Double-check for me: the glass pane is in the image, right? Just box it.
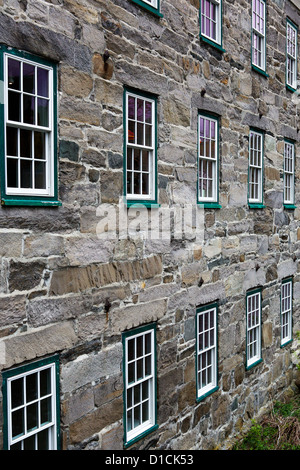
[6,126,18,156]
[37,68,49,98]
[23,94,35,124]
[24,435,36,450]
[142,401,149,422]
[145,355,151,375]
[35,161,46,189]
[37,98,49,127]
[8,91,20,122]
[142,173,149,195]
[128,120,135,143]
[38,429,49,450]
[34,132,46,159]
[142,381,148,400]
[26,373,38,402]
[137,98,144,122]
[12,408,24,438]
[40,368,51,396]
[8,58,21,90]
[134,172,141,194]
[128,95,135,120]
[137,122,144,145]
[134,149,140,170]
[145,101,152,124]
[41,397,52,425]
[10,440,22,450]
[127,338,135,362]
[137,359,143,380]
[11,378,24,408]
[128,362,135,383]
[145,124,152,147]
[27,402,38,431]
[127,388,132,408]
[7,158,18,188]
[127,409,133,432]
[20,159,32,188]
[23,63,35,94]
[142,150,149,171]
[145,333,151,354]
[20,129,32,158]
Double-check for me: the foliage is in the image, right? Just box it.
[233,396,300,450]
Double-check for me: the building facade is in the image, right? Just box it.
[0,0,300,450]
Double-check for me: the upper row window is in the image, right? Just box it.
[0,46,60,207]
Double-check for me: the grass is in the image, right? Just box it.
[232,395,300,450]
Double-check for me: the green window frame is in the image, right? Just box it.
[199,0,225,52]
[251,0,268,77]
[0,45,60,207]
[248,128,265,209]
[2,355,60,450]
[197,112,221,209]
[129,0,163,18]
[246,288,262,370]
[286,19,298,92]
[281,278,293,347]
[123,86,159,208]
[195,303,219,402]
[283,139,296,209]
[122,323,158,448]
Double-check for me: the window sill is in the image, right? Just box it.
[124,423,158,449]
[129,0,163,18]
[197,202,222,209]
[200,35,225,53]
[248,203,265,209]
[1,198,62,207]
[196,385,219,403]
[251,64,269,78]
[126,200,160,209]
[246,358,262,371]
[280,338,292,348]
[284,204,296,210]
[286,84,297,93]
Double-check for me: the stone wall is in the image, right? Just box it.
[0,0,300,450]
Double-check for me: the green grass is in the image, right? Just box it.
[233,395,300,450]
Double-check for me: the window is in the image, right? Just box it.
[196,304,218,401]
[130,0,163,17]
[2,356,60,450]
[124,88,158,207]
[122,324,157,447]
[248,129,264,207]
[252,0,267,74]
[246,289,262,369]
[200,0,223,49]
[286,19,298,91]
[283,140,295,207]
[198,113,220,207]
[281,278,293,347]
[0,46,59,206]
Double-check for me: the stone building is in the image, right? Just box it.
[0,0,300,451]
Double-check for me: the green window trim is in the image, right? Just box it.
[129,0,163,18]
[123,86,159,207]
[195,302,219,402]
[199,0,225,52]
[286,18,298,92]
[197,111,221,207]
[2,355,61,450]
[284,204,296,210]
[0,45,60,207]
[251,0,267,75]
[245,288,262,371]
[122,322,158,448]
[280,277,293,348]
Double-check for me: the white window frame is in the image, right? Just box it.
[198,114,218,203]
[252,0,266,72]
[125,90,156,202]
[246,290,262,369]
[196,304,218,400]
[4,360,58,450]
[281,279,293,346]
[248,130,263,205]
[123,325,156,445]
[286,20,298,90]
[283,140,295,205]
[200,0,222,46]
[4,52,54,198]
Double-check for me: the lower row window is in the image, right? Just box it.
[2,356,59,450]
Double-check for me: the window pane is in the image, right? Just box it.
[34,132,46,160]
[40,397,52,425]
[38,429,49,450]
[23,63,35,94]
[8,91,21,122]
[8,58,21,90]
[11,378,24,408]
[6,126,18,156]
[27,402,38,432]
[34,161,46,189]
[20,159,32,188]
[26,373,38,402]
[24,435,36,450]
[37,98,49,127]
[7,158,18,188]
[40,368,51,396]
[23,94,35,124]
[37,68,49,98]
[20,129,32,158]
[12,408,24,438]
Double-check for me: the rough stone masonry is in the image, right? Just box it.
[0,0,300,450]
